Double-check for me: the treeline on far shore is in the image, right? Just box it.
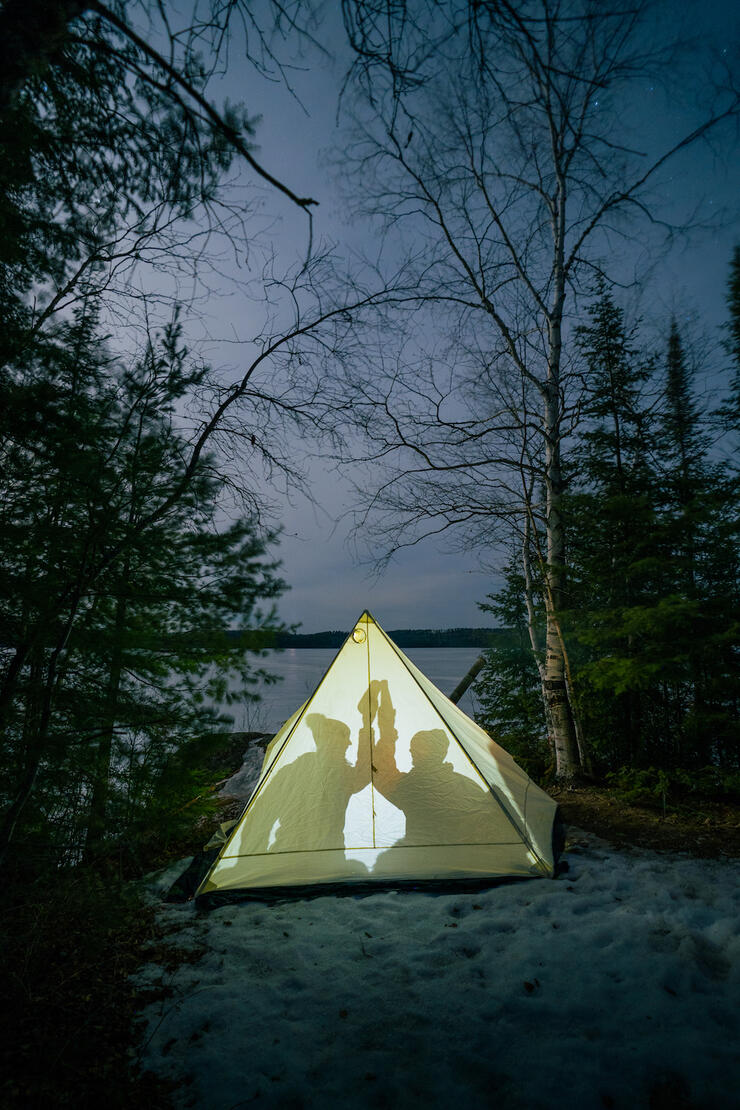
[130,626,503,653]
[257,627,502,649]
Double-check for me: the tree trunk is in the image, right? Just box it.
[0,599,80,863]
[542,613,580,778]
[0,649,45,867]
[542,356,581,779]
[84,590,127,861]
[520,509,555,761]
[449,655,485,705]
[0,642,32,732]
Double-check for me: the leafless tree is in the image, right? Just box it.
[0,251,416,857]
[2,0,436,855]
[0,0,319,207]
[336,0,739,778]
[0,0,329,360]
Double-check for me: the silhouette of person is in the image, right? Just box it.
[241,712,370,855]
[369,682,506,853]
[357,679,396,756]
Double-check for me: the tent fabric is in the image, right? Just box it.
[196,611,559,900]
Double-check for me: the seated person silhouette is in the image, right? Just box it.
[368,681,504,866]
[246,712,370,860]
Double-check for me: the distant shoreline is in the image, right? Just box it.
[144,628,503,653]
[270,628,501,649]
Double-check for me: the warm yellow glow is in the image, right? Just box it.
[197,610,558,896]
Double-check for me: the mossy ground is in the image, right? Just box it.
[551,783,740,859]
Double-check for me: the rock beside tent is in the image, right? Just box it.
[217,734,269,796]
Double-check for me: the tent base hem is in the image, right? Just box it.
[177,809,566,907]
[194,870,561,910]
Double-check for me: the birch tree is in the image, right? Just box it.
[337,0,739,778]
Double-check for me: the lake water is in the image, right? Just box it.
[230,647,484,735]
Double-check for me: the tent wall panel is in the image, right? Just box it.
[196,611,558,900]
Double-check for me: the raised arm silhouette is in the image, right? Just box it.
[369,681,505,855]
[247,712,370,855]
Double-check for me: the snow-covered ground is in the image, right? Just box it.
[138,830,740,1109]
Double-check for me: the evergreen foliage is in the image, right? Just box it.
[475,560,550,779]
[0,21,238,368]
[717,245,740,430]
[0,865,173,1108]
[0,28,287,868]
[0,307,286,867]
[475,276,740,779]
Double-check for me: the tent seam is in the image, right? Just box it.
[365,613,377,849]
[219,841,525,859]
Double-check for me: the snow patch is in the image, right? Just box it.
[134,829,740,1108]
[218,739,268,802]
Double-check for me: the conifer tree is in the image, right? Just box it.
[661,319,707,587]
[476,557,550,778]
[563,288,661,768]
[0,314,286,864]
[566,299,739,771]
[654,319,730,763]
[717,245,740,433]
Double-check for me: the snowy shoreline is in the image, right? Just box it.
[137,831,740,1109]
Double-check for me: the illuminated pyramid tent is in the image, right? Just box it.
[196,611,560,901]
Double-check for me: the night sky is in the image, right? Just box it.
[197,1,740,633]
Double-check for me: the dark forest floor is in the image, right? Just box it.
[551,784,740,859]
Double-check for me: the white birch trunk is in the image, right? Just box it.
[542,239,582,779]
[520,511,553,755]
